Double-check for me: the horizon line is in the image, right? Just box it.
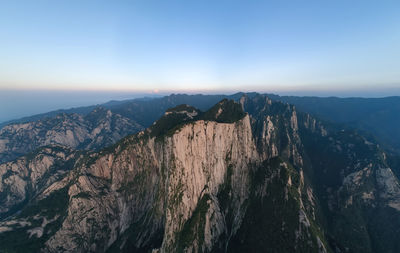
[1,87,400,99]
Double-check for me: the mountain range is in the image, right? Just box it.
[0,93,399,253]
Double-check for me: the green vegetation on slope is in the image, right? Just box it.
[176,194,212,253]
[149,99,246,139]
[228,157,325,253]
[0,186,70,253]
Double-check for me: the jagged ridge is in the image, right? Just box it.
[0,107,143,164]
[0,95,400,253]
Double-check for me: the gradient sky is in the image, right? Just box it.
[1,0,399,94]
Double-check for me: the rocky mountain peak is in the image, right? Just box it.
[149,100,245,138]
[84,106,113,123]
[1,95,400,253]
[201,98,246,123]
[0,107,143,164]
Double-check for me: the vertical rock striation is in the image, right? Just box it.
[0,95,400,253]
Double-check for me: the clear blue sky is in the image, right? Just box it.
[1,0,399,94]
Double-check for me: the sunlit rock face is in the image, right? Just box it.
[0,95,400,253]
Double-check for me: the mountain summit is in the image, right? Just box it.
[0,95,399,253]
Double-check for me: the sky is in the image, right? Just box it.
[1,0,400,122]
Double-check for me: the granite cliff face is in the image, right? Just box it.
[0,96,400,253]
[0,107,142,164]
